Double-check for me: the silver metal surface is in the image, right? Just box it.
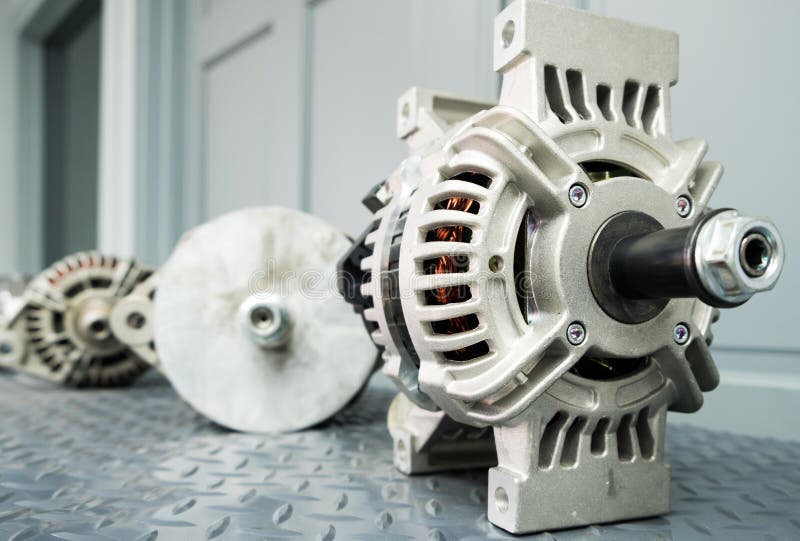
[694,209,784,305]
[109,272,159,368]
[153,207,377,434]
[238,295,291,349]
[0,372,798,540]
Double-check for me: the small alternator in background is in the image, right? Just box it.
[0,252,153,386]
[340,1,785,534]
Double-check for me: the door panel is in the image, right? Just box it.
[189,0,303,222]
[309,0,501,236]
[42,0,101,264]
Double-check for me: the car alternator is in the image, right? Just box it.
[0,252,154,386]
[340,1,785,534]
[110,207,378,433]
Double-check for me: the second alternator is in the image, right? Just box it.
[0,252,153,386]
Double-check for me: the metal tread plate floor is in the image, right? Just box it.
[0,373,797,541]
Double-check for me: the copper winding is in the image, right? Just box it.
[428,197,477,337]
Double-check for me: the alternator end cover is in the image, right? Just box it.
[153,207,377,433]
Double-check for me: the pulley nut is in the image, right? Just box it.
[694,210,784,305]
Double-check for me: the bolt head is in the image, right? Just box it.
[569,184,588,208]
[673,323,690,345]
[567,322,586,345]
[675,195,692,217]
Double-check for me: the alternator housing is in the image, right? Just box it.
[341,1,784,534]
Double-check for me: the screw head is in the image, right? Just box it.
[675,195,692,217]
[673,323,690,345]
[567,322,586,345]
[569,184,588,208]
[0,342,11,355]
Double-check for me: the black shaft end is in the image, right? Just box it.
[589,210,744,324]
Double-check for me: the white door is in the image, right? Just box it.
[186,0,304,225]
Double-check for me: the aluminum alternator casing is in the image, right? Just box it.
[341,1,785,534]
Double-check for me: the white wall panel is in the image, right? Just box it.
[186,0,304,226]
[585,0,800,352]
[309,0,501,236]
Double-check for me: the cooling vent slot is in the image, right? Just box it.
[542,66,664,136]
[539,408,656,468]
[421,172,492,363]
[561,416,588,467]
[591,417,611,455]
[596,84,615,121]
[636,407,655,459]
[513,209,535,324]
[566,69,591,121]
[617,413,635,461]
[423,285,472,306]
[641,85,662,136]
[443,341,489,362]
[544,65,572,123]
[622,80,642,129]
[539,411,569,468]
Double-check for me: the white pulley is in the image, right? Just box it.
[153,207,378,433]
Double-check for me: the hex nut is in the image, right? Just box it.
[694,210,784,305]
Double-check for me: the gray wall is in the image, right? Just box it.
[43,6,101,262]
[0,2,18,274]
[308,0,500,236]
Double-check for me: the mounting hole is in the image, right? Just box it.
[250,306,274,329]
[0,342,12,355]
[740,231,772,277]
[489,255,504,273]
[127,312,146,330]
[494,487,509,513]
[395,439,407,462]
[501,20,515,48]
[400,102,410,124]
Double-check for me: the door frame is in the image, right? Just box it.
[13,0,84,273]
[13,0,187,272]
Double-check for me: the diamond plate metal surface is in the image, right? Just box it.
[0,372,798,541]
